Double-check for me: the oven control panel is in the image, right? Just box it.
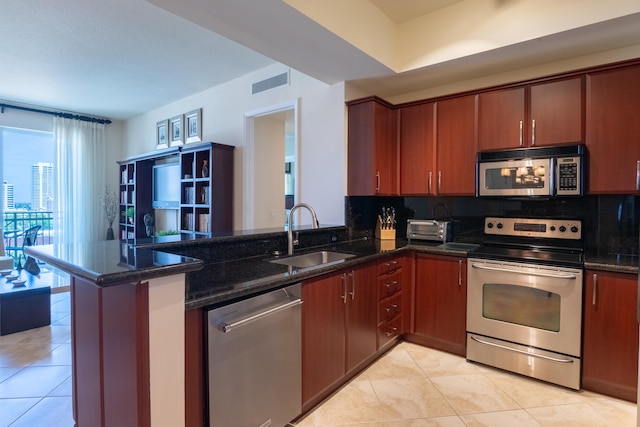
[484,217,581,240]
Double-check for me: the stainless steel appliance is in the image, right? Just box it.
[467,217,584,389]
[208,283,302,427]
[477,144,585,197]
[406,219,452,242]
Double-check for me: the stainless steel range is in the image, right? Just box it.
[466,217,584,389]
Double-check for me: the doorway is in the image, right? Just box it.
[243,100,298,230]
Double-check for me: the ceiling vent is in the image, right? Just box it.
[252,71,289,95]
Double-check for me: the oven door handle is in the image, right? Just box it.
[470,262,578,280]
[470,335,575,364]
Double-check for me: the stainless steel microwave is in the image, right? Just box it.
[476,144,585,197]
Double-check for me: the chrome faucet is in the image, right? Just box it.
[287,203,319,255]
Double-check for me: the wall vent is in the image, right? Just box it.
[252,71,289,95]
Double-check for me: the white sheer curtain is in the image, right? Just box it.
[53,117,106,244]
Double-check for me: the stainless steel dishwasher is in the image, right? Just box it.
[207,283,302,427]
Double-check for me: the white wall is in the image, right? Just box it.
[125,64,347,229]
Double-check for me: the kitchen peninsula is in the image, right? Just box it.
[24,227,422,427]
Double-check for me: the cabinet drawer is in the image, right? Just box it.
[378,292,402,323]
[378,314,402,348]
[377,270,402,299]
[377,258,402,276]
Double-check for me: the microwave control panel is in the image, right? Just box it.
[556,156,581,195]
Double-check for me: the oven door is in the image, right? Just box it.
[467,258,583,357]
[477,157,553,197]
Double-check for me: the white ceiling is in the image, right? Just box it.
[0,0,639,121]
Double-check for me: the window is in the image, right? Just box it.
[1,127,55,260]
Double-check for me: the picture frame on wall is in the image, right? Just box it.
[156,119,169,149]
[170,114,184,146]
[185,108,202,143]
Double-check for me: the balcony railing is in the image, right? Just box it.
[3,210,54,261]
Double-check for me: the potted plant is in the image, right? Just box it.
[125,207,135,224]
[100,186,118,240]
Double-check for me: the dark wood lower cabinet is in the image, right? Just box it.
[71,277,150,427]
[412,254,467,356]
[302,264,378,409]
[582,270,638,402]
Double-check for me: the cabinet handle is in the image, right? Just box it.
[376,172,380,192]
[341,273,347,304]
[385,281,398,295]
[592,273,597,306]
[386,260,399,272]
[385,304,399,313]
[636,161,640,191]
[519,120,523,147]
[531,119,536,146]
[428,171,433,194]
[437,171,442,194]
[349,271,355,301]
[458,259,462,286]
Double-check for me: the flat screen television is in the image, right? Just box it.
[152,163,180,209]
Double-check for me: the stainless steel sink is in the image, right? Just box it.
[437,242,480,251]
[270,251,355,269]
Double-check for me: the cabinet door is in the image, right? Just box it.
[582,270,638,402]
[586,65,640,193]
[530,77,584,147]
[414,254,467,356]
[347,99,398,195]
[302,273,346,405]
[478,87,525,151]
[345,266,377,372]
[436,95,477,195]
[399,103,435,195]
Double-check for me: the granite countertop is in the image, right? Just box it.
[183,238,477,309]
[25,240,204,286]
[25,233,639,311]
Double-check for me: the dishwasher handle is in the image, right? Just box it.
[219,298,303,333]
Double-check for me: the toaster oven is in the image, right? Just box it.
[406,219,452,242]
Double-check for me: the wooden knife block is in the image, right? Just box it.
[375,217,396,240]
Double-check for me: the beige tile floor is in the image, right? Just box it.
[1,287,637,427]
[0,290,73,427]
[295,341,638,427]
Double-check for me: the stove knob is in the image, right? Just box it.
[559,226,567,232]
[571,226,579,233]
[487,223,494,229]
[497,223,503,229]
[550,226,556,231]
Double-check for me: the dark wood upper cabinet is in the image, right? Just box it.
[436,94,477,195]
[399,102,435,195]
[478,77,584,151]
[398,95,476,196]
[586,64,640,194]
[478,86,525,151]
[347,97,398,196]
[530,77,584,146]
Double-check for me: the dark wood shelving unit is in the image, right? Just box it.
[179,142,234,236]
